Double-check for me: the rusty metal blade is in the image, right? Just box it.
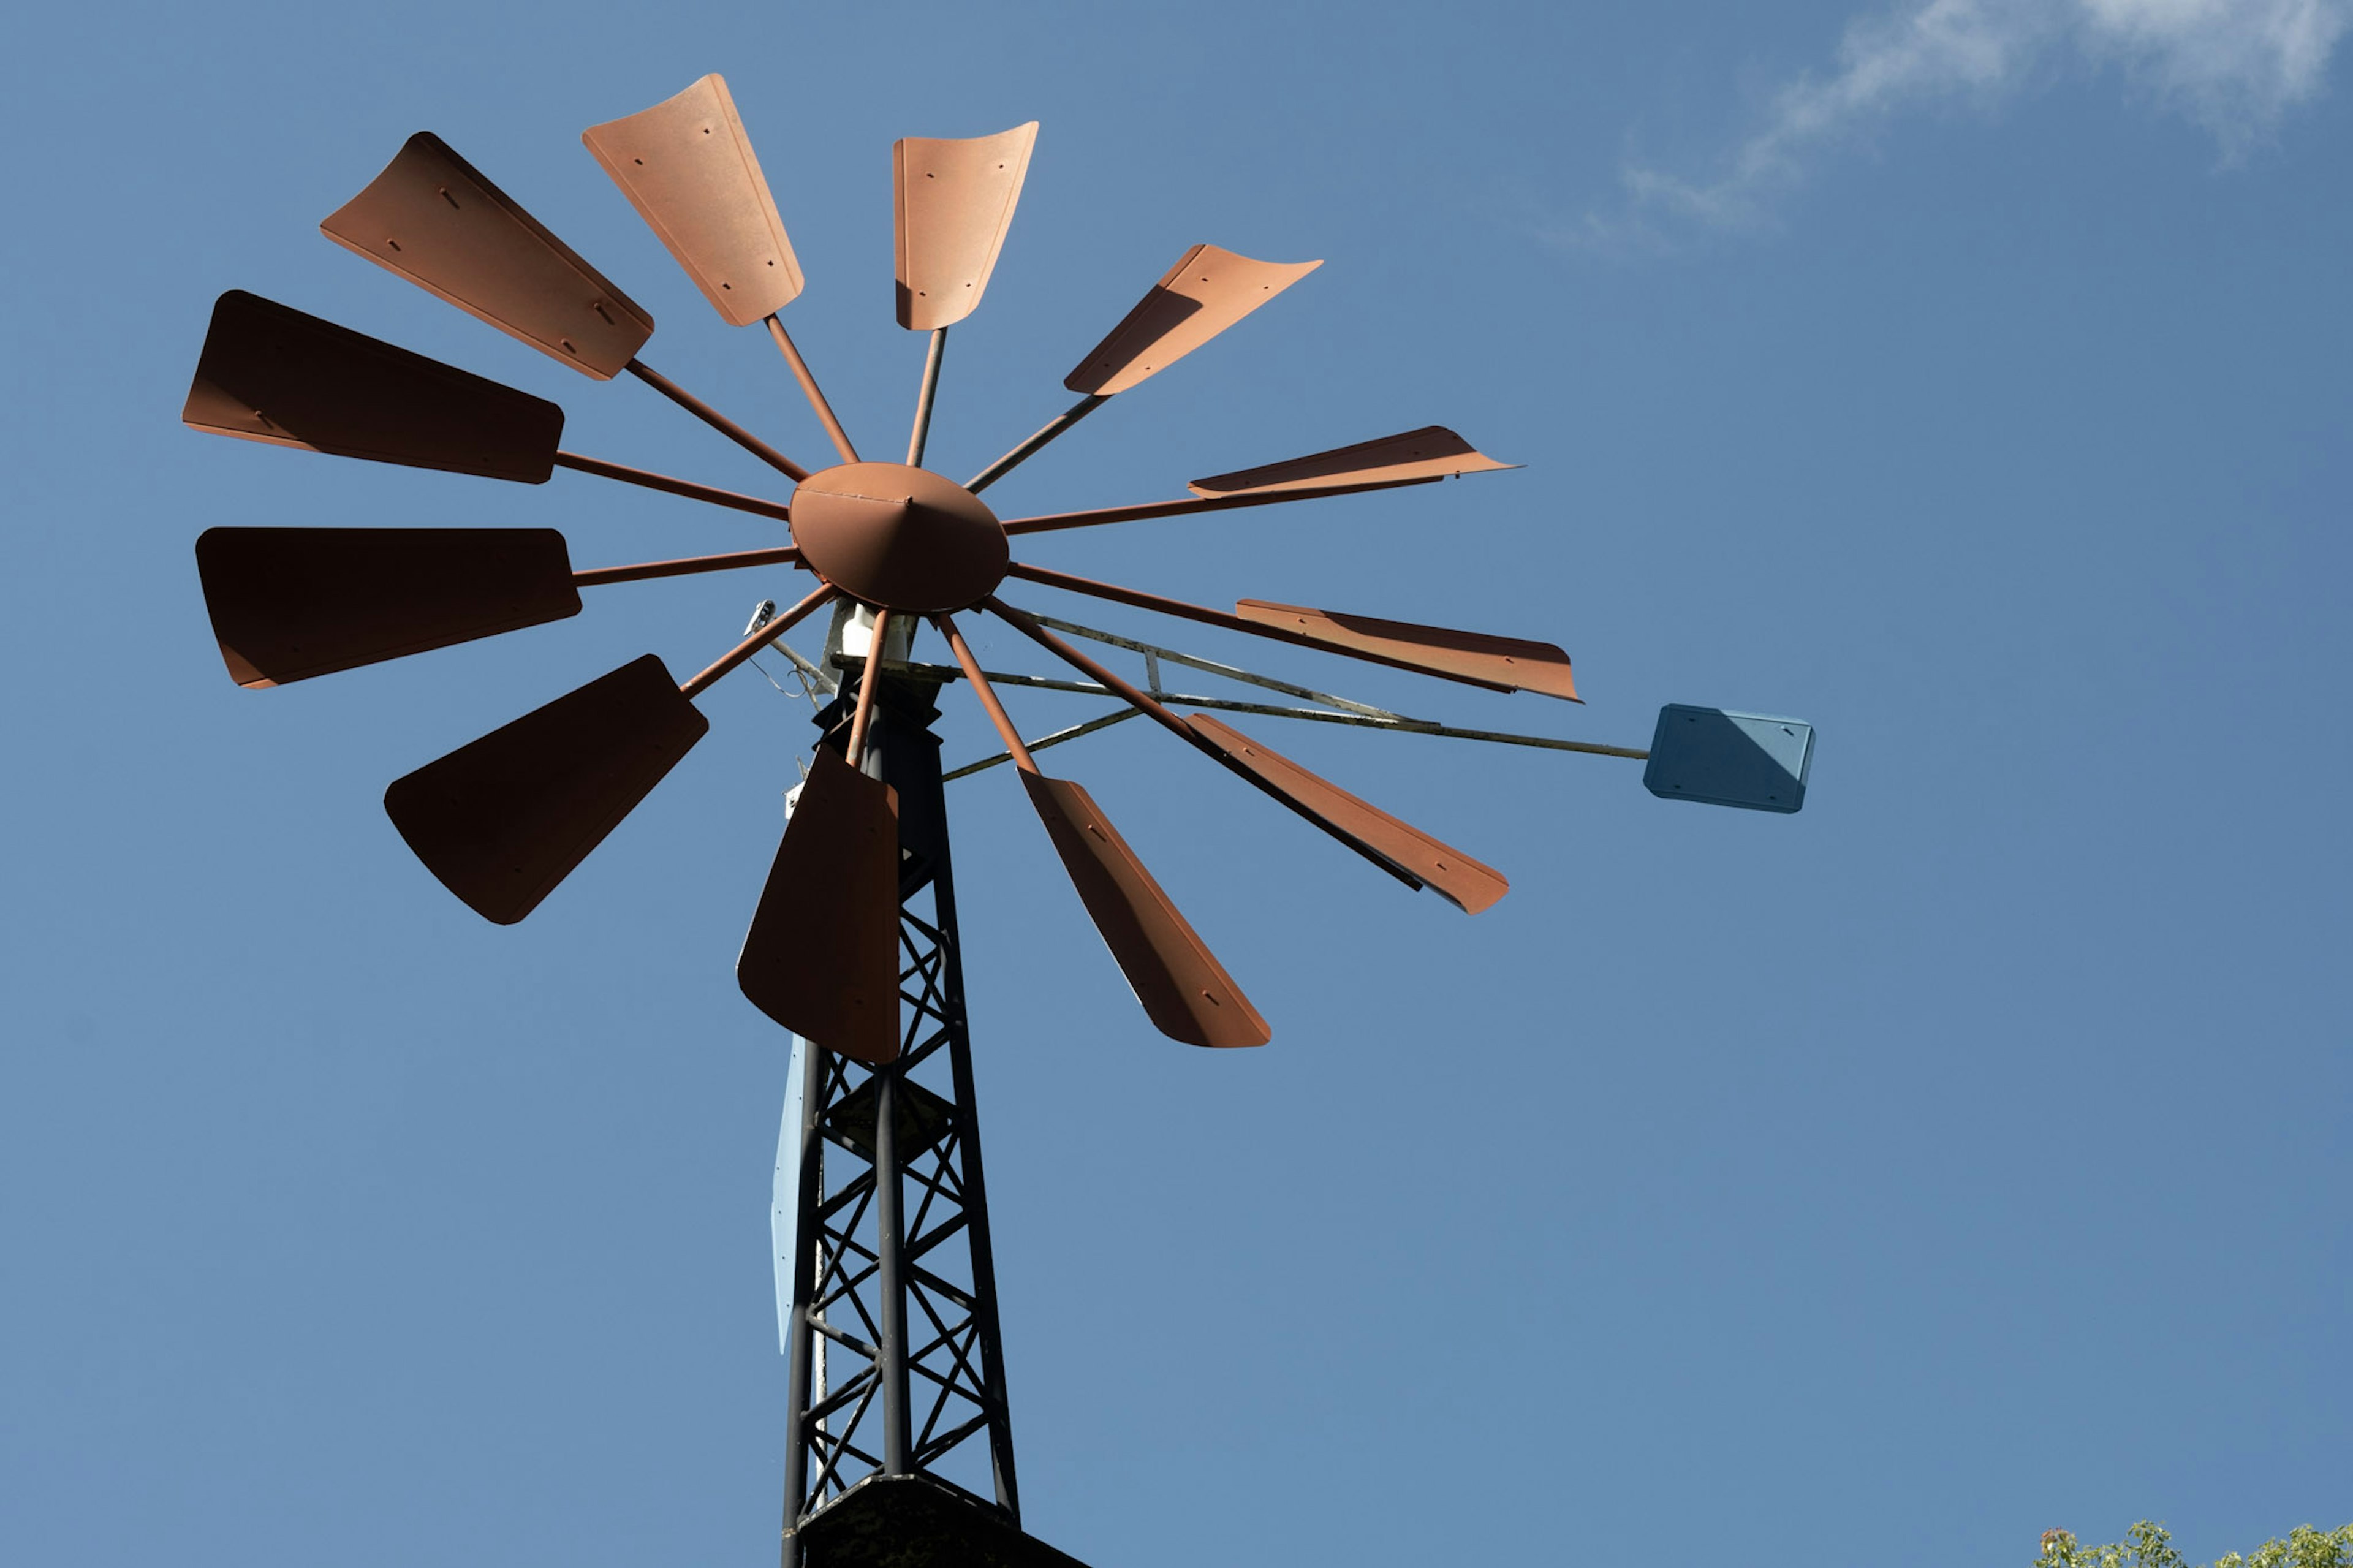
[197,527,579,687]
[1184,715,1509,914]
[184,292,563,482]
[384,654,708,925]
[895,123,1037,330]
[1019,773,1268,1048]
[321,132,654,379]
[1189,426,1515,496]
[737,749,903,1063]
[1063,244,1319,396]
[1234,601,1581,702]
[583,74,805,328]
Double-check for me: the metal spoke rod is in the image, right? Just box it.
[997,475,1438,537]
[765,316,861,467]
[679,584,836,698]
[573,544,802,588]
[963,393,1107,496]
[907,328,947,468]
[624,358,810,482]
[552,451,793,524]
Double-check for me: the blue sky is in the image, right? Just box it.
[3,2,2347,1565]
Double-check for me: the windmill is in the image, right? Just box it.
[183,74,1813,1568]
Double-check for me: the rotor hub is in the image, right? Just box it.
[790,462,1009,615]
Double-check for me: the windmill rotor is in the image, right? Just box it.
[184,72,1818,1565]
[182,72,1787,1062]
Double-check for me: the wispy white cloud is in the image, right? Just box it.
[1572,0,2352,244]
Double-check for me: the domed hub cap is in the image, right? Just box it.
[789,462,1009,614]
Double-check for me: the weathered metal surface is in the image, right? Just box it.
[196,526,579,687]
[321,132,654,378]
[738,747,904,1062]
[1063,244,1319,396]
[1234,600,1582,702]
[1018,771,1268,1049]
[384,654,708,924]
[1185,714,1508,914]
[792,463,1009,613]
[1643,705,1813,813]
[1189,425,1514,495]
[583,74,805,327]
[183,291,563,482]
[894,123,1037,330]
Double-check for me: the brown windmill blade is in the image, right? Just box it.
[895,123,1038,331]
[184,291,563,482]
[1063,244,1320,396]
[1183,715,1509,914]
[1234,602,1580,702]
[1020,773,1268,1049]
[966,241,1323,494]
[1001,560,1573,700]
[582,75,806,328]
[735,748,903,1063]
[321,132,655,379]
[583,77,859,467]
[384,654,709,925]
[932,613,1266,1048]
[197,527,580,687]
[1189,426,1517,496]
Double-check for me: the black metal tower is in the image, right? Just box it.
[777,668,1086,1568]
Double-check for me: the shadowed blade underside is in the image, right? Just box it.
[196,526,580,687]
[321,132,654,378]
[583,74,805,327]
[1190,426,1514,496]
[183,291,564,482]
[1020,772,1268,1048]
[1064,244,1319,396]
[385,654,708,924]
[1234,600,1581,702]
[737,748,904,1064]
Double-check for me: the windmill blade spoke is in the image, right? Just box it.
[1064,244,1319,397]
[197,526,580,687]
[894,123,1037,331]
[1189,426,1515,496]
[321,131,654,379]
[1018,773,1268,1050]
[737,749,903,1064]
[184,291,563,483]
[548,451,793,523]
[384,654,709,925]
[570,543,801,589]
[584,74,806,327]
[1002,562,1507,694]
[620,358,809,483]
[1235,602,1579,702]
[996,477,1436,539]
[1184,716,1509,914]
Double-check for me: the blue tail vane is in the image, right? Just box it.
[1643,705,1814,814]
